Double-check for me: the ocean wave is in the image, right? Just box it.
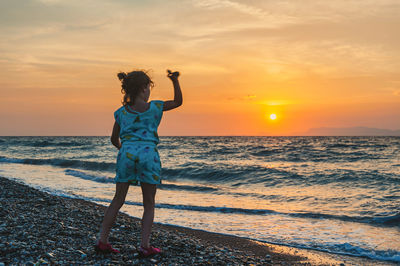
[0,156,115,172]
[162,161,305,183]
[326,143,365,149]
[65,169,114,183]
[245,139,388,162]
[259,239,400,263]
[65,193,400,228]
[26,140,89,147]
[250,149,382,162]
[152,201,399,228]
[289,211,400,228]
[81,196,278,215]
[372,213,400,226]
[0,137,96,148]
[160,183,218,192]
[249,149,281,156]
[2,154,398,187]
[325,242,400,263]
[0,155,298,184]
[64,169,219,192]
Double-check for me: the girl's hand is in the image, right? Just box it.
[167,69,180,81]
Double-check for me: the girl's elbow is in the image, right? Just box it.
[110,137,119,145]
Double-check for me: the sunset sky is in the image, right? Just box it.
[1,0,399,136]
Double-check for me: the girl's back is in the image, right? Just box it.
[114,100,164,145]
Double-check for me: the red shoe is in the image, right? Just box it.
[94,240,120,254]
[138,246,162,257]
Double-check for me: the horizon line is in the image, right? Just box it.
[1,135,399,137]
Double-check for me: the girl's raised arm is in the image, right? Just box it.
[163,70,183,111]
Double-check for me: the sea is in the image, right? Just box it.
[0,136,399,263]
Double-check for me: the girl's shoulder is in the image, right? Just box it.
[114,106,134,125]
[114,105,126,116]
[151,100,164,110]
[115,105,125,112]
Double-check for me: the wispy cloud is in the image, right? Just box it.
[194,0,269,19]
[34,0,62,5]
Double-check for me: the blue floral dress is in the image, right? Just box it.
[114,100,164,185]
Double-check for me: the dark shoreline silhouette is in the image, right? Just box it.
[302,126,400,136]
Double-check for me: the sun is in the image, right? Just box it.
[269,113,277,120]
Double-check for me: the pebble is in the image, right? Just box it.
[77,250,87,259]
[39,259,49,265]
[45,252,54,259]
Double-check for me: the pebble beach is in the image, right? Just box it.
[0,176,397,265]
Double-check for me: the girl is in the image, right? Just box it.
[95,69,183,257]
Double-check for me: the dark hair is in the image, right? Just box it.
[117,70,154,105]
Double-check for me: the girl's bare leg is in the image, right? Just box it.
[99,182,130,243]
[140,182,157,248]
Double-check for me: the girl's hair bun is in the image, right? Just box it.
[117,72,127,81]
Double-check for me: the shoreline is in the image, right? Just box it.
[0,176,396,265]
